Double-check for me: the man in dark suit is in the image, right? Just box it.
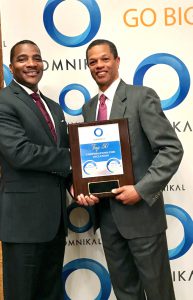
[77,39,183,299]
[0,40,71,300]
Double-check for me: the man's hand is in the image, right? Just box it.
[76,194,100,206]
[70,185,74,197]
[112,185,141,205]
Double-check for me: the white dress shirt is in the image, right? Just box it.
[96,77,121,120]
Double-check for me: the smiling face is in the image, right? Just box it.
[87,44,120,92]
[9,43,43,92]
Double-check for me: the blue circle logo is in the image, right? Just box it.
[107,158,121,173]
[62,258,111,299]
[43,0,101,47]
[83,160,97,176]
[94,128,103,137]
[165,204,193,260]
[59,84,90,116]
[67,202,93,233]
[3,64,13,86]
[133,53,190,110]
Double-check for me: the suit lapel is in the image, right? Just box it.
[109,80,127,119]
[43,99,61,146]
[40,94,60,145]
[86,96,98,122]
[9,81,56,145]
[51,112,60,145]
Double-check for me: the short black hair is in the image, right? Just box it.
[10,40,39,63]
[86,39,118,61]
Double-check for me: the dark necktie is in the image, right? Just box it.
[97,94,107,121]
[31,92,57,142]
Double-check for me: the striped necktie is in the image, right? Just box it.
[31,93,57,142]
[97,94,107,121]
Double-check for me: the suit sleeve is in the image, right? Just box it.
[134,87,184,206]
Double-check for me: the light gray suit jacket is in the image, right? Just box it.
[0,80,71,243]
[82,80,183,238]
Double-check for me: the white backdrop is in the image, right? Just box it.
[0,1,193,299]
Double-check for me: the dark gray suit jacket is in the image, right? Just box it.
[0,80,71,243]
[82,80,183,238]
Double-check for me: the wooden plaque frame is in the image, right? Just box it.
[68,119,134,198]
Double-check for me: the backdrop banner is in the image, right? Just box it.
[0,1,193,299]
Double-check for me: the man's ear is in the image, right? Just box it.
[9,64,13,74]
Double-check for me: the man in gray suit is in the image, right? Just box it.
[77,39,183,299]
[0,40,71,300]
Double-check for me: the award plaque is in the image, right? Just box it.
[68,119,134,198]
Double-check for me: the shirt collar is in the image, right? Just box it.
[99,77,121,101]
[14,79,39,95]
